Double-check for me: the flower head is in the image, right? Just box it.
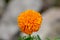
[17,10,42,34]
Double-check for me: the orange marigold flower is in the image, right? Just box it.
[17,10,42,34]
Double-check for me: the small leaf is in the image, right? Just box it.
[37,35,41,40]
[25,37,32,40]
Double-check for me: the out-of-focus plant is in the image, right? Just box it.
[54,0,60,6]
[17,10,42,40]
[18,35,41,40]
[46,37,60,40]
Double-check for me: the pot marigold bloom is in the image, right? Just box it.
[17,10,42,34]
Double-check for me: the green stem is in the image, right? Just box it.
[29,34,31,37]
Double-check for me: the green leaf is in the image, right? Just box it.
[25,36,33,40]
[24,35,33,40]
[18,35,42,40]
[37,35,41,40]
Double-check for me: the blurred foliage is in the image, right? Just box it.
[55,0,60,6]
[18,35,60,40]
[46,37,60,40]
[18,35,41,40]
